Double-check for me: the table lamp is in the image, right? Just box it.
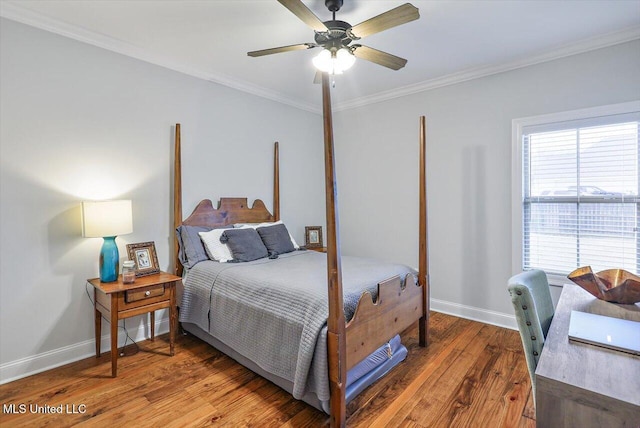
[82,200,133,282]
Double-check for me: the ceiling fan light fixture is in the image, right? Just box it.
[313,47,355,75]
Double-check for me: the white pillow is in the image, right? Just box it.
[234,220,281,228]
[234,220,299,249]
[199,228,233,262]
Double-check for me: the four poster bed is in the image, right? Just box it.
[172,76,429,426]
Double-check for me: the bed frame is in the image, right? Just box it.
[172,75,429,427]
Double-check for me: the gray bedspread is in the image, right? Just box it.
[179,250,416,402]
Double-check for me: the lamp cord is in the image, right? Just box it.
[85,282,139,356]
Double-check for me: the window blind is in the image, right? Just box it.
[522,112,639,276]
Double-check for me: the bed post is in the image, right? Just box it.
[418,116,430,347]
[322,72,346,427]
[174,123,183,277]
[274,142,280,221]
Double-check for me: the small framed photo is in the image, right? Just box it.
[126,241,160,277]
[305,226,323,248]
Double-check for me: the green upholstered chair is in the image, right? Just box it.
[507,269,555,404]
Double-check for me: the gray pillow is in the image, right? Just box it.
[257,224,295,256]
[220,228,268,262]
[176,225,212,268]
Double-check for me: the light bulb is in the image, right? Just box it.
[313,48,355,75]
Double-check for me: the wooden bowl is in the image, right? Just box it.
[567,266,640,305]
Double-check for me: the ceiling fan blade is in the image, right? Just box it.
[349,3,419,39]
[313,70,322,84]
[248,43,315,57]
[277,0,328,32]
[352,45,407,70]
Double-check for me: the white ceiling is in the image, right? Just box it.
[2,0,640,112]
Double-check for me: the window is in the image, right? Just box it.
[513,102,640,285]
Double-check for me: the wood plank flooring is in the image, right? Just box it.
[0,313,535,427]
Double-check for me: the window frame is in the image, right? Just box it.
[511,100,640,286]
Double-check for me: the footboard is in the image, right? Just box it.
[345,274,423,370]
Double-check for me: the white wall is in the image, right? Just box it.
[0,19,324,382]
[333,40,640,326]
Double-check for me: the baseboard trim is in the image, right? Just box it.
[0,318,170,385]
[431,298,517,330]
[2,300,516,384]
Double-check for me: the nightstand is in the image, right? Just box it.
[88,271,181,377]
[307,247,327,253]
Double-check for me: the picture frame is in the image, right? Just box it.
[305,226,323,248]
[126,241,160,277]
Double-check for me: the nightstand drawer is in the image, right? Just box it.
[126,284,166,303]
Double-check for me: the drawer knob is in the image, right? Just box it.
[145,291,151,296]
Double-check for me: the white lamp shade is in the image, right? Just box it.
[336,48,355,71]
[313,49,334,73]
[81,200,133,238]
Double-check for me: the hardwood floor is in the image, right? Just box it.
[0,313,535,427]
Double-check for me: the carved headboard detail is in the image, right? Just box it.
[182,198,275,229]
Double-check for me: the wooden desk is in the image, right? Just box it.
[89,272,181,377]
[535,284,640,427]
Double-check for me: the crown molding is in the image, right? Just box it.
[333,25,640,112]
[2,1,638,114]
[0,1,321,114]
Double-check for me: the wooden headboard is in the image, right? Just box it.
[181,198,275,229]
[173,123,280,275]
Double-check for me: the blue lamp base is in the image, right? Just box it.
[100,236,120,282]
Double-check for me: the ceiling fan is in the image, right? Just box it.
[248,0,420,75]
